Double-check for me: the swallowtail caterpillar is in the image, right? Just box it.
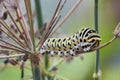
[40,28,101,57]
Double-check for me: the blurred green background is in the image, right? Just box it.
[0,0,120,80]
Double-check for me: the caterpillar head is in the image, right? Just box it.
[87,33,101,48]
[80,28,101,51]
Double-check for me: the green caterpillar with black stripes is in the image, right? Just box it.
[40,28,101,57]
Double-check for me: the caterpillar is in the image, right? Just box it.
[40,28,101,57]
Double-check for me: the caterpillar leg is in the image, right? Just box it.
[40,48,45,54]
[50,51,55,56]
[58,51,63,57]
[81,43,91,51]
[79,54,84,60]
[63,51,70,57]
[83,47,91,51]
[69,49,75,56]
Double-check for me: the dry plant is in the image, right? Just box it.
[0,0,120,80]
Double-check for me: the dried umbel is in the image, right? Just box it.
[0,0,120,80]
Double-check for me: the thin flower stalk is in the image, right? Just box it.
[15,8,31,49]
[0,38,25,51]
[0,20,26,48]
[24,0,35,52]
[2,3,29,48]
[37,0,68,50]
[17,3,32,49]
[0,26,24,49]
[38,0,63,50]
[0,54,25,59]
[0,44,25,53]
[50,0,83,37]
[0,38,32,54]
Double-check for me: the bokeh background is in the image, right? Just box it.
[0,0,120,80]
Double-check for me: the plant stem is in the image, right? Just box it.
[94,0,100,80]
[34,0,50,79]
[34,0,44,80]
[30,59,41,80]
[24,0,42,80]
[94,0,98,32]
[34,0,43,29]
